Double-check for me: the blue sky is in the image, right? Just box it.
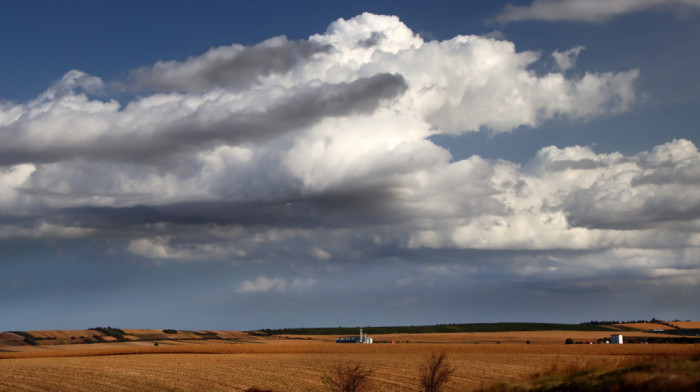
[1,0,699,332]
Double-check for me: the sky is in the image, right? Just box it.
[1,0,699,332]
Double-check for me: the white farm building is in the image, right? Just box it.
[336,328,373,344]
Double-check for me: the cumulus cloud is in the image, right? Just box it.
[2,12,694,266]
[0,13,639,170]
[407,139,700,251]
[495,0,700,24]
[0,12,643,240]
[563,139,700,229]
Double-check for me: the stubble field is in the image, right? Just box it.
[1,333,698,391]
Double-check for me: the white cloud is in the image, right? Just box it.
[495,0,700,24]
[552,45,585,72]
[310,247,332,261]
[0,13,640,224]
[407,139,700,251]
[3,13,690,265]
[0,163,35,208]
[128,237,245,262]
[237,276,286,293]
[128,238,171,259]
[43,70,105,99]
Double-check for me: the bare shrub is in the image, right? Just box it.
[419,352,454,392]
[322,362,374,392]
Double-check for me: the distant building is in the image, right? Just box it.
[610,334,623,344]
[336,328,373,344]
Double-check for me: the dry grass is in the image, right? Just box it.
[419,352,454,392]
[322,362,374,392]
[480,352,700,391]
[1,337,699,392]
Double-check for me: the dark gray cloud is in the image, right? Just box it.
[546,158,607,171]
[128,37,333,92]
[0,73,407,166]
[50,187,402,233]
[564,186,700,229]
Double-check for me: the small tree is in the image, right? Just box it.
[322,362,373,392]
[565,338,574,344]
[419,352,454,392]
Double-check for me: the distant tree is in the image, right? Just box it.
[565,338,574,344]
[418,353,454,392]
[322,362,373,392]
[90,327,125,339]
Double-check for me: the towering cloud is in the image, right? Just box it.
[1,12,696,275]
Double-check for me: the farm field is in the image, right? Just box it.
[1,334,699,392]
[614,322,672,331]
[296,330,680,344]
[669,321,700,329]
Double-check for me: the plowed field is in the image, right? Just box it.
[1,338,698,392]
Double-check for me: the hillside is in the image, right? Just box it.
[3,321,699,348]
[257,322,616,336]
[0,328,250,348]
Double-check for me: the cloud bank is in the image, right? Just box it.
[0,13,698,297]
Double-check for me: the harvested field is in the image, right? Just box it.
[615,323,672,331]
[1,338,698,392]
[295,330,681,344]
[0,329,253,347]
[0,333,25,348]
[669,321,700,329]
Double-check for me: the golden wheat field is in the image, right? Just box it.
[1,334,699,392]
[669,321,700,329]
[614,322,671,331]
